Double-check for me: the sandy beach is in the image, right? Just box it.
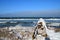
[0,25,60,40]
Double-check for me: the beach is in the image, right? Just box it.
[0,25,60,40]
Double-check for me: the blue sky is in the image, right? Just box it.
[0,0,60,17]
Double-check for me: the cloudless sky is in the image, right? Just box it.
[0,0,60,17]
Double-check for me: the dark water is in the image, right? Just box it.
[0,18,60,28]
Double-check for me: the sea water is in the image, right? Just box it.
[0,18,60,27]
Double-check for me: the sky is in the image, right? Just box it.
[0,0,60,17]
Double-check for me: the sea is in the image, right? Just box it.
[0,17,60,40]
[0,17,60,28]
